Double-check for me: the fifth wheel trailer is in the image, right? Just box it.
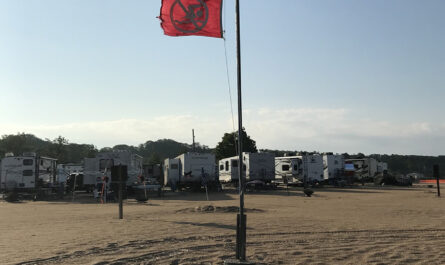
[83,150,143,191]
[0,153,57,193]
[274,156,302,184]
[275,154,324,184]
[344,158,378,181]
[322,153,345,181]
[164,152,217,189]
[219,152,275,183]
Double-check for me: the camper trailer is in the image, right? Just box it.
[83,150,143,191]
[57,163,83,183]
[0,153,57,192]
[323,153,344,181]
[377,161,388,173]
[143,164,162,184]
[274,154,323,184]
[275,156,302,184]
[219,152,275,183]
[164,152,217,189]
[345,158,378,181]
[301,154,324,183]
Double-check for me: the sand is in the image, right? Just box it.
[0,185,444,265]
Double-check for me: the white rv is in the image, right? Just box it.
[83,150,143,189]
[377,161,388,173]
[57,163,83,183]
[323,154,344,180]
[275,156,302,183]
[302,154,324,183]
[0,153,57,191]
[345,158,378,180]
[219,152,275,183]
[164,152,216,189]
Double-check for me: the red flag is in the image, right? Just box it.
[159,0,223,38]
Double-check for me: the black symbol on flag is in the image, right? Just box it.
[170,0,209,33]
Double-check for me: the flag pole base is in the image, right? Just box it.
[236,213,246,260]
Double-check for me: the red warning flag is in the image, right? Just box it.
[159,0,223,38]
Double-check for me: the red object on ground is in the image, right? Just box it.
[419,179,445,184]
[159,0,223,38]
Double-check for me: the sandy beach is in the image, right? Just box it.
[1,185,444,265]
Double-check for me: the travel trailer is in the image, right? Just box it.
[377,161,388,173]
[345,158,378,180]
[164,152,217,189]
[275,156,302,184]
[274,154,323,184]
[301,154,324,183]
[0,153,57,192]
[219,152,275,183]
[143,164,162,183]
[83,150,143,191]
[322,153,344,181]
[56,163,83,183]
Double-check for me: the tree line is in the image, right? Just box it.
[0,132,443,178]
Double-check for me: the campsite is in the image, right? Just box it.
[2,0,445,264]
[1,184,444,265]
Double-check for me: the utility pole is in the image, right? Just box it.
[235,0,246,261]
[192,129,196,152]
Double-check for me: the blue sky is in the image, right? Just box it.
[0,0,444,155]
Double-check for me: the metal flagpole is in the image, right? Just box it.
[235,0,246,261]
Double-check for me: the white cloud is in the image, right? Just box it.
[243,108,444,155]
[1,108,444,155]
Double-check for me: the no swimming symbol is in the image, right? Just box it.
[170,0,209,33]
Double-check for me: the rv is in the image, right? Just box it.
[275,156,302,184]
[322,153,344,181]
[57,163,83,183]
[274,154,323,184]
[377,161,388,173]
[301,154,324,183]
[164,152,217,189]
[143,163,162,184]
[0,153,57,192]
[219,152,275,183]
[83,150,143,191]
[345,158,378,181]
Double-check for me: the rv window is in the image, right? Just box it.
[23,170,33,176]
[225,161,229,171]
[219,164,224,171]
[171,164,178,169]
[23,159,33,166]
[232,160,238,167]
[282,165,290,171]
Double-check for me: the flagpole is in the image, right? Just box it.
[235,0,246,261]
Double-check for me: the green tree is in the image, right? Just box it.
[215,128,257,160]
